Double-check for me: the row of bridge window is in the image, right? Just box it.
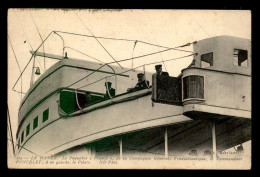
[18,108,49,149]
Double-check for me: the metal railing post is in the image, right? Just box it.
[164,126,168,158]
[211,120,217,163]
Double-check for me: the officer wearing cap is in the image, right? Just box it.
[151,64,169,101]
[104,81,115,99]
[127,73,149,92]
[155,64,169,76]
[135,73,149,89]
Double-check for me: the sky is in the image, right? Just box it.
[7,9,251,157]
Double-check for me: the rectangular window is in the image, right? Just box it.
[233,49,248,67]
[21,131,24,143]
[43,108,49,123]
[60,91,89,114]
[183,75,204,100]
[26,123,30,137]
[33,116,38,130]
[201,52,213,68]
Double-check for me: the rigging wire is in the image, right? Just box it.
[131,41,138,87]
[140,41,194,53]
[55,30,194,53]
[7,138,42,157]
[196,22,211,38]
[66,64,106,89]
[12,28,195,96]
[74,12,124,69]
[132,41,137,69]
[140,53,196,67]
[8,35,23,99]
[7,105,15,155]
[107,44,192,65]
[64,46,105,64]
[66,42,194,89]
[12,31,55,93]
[146,11,167,72]
[14,10,44,72]
[13,90,26,94]
[30,10,46,70]
[12,55,35,94]
[55,30,138,42]
[77,53,196,90]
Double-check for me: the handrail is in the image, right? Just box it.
[63,87,152,117]
[75,63,118,95]
[12,31,55,93]
[105,77,111,99]
[75,89,83,110]
[53,31,65,58]
[75,63,117,111]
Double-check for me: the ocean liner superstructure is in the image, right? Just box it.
[12,33,251,161]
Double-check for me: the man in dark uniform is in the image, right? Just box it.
[155,64,169,76]
[152,64,169,101]
[127,73,149,92]
[104,82,115,99]
[135,73,150,89]
[154,64,169,88]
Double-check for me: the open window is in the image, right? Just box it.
[26,123,30,137]
[201,52,213,68]
[21,131,24,143]
[33,116,38,130]
[59,89,105,114]
[43,108,49,123]
[233,49,248,67]
[183,75,204,100]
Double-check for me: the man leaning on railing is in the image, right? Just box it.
[127,73,149,93]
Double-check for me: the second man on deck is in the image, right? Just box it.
[127,73,150,92]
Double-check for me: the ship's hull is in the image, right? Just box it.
[17,88,251,158]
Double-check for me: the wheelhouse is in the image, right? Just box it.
[181,35,251,119]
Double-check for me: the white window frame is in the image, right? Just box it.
[182,74,205,102]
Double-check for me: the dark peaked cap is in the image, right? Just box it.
[137,73,144,77]
[155,64,162,69]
